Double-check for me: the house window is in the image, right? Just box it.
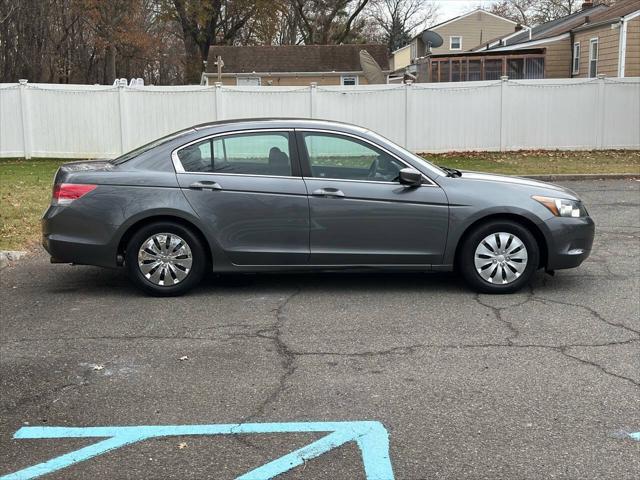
[237,76,261,86]
[572,42,580,75]
[341,75,358,86]
[430,61,439,82]
[484,59,503,80]
[507,58,525,79]
[440,61,450,82]
[468,60,482,81]
[526,57,545,79]
[451,60,467,82]
[450,36,462,50]
[451,60,461,81]
[589,38,598,78]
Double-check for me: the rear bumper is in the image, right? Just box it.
[42,233,115,267]
[544,216,595,270]
[42,206,119,267]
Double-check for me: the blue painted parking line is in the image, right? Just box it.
[1,421,394,480]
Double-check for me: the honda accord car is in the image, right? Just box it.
[42,119,594,296]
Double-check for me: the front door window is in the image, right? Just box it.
[302,133,405,183]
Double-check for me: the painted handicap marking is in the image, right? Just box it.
[630,432,640,441]
[0,421,394,480]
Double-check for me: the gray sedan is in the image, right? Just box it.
[42,119,594,296]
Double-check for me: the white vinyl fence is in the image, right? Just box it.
[1,77,639,159]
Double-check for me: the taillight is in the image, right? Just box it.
[52,183,97,206]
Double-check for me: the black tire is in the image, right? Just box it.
[125,221,206,296]
[458,219,540,294]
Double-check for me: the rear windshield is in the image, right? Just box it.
[110,128,195,165]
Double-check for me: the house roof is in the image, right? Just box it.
[501,4,608,47]
[472,3,608,52]
[475,5,601,51]
[572,0,640,31]
[205,44,390,74]
[478,0,639,52]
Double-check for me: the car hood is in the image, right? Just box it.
[458,171,580,199]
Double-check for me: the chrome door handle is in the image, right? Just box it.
[189,181,222,191]
[312,188,345,198]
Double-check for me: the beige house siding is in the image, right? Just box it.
[544,37,572,78]
[391,45,411,70]
[624,16,640,77]
[431,10,516,54]
[573,24,621,77]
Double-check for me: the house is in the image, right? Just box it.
[426,0,639,83]
[570,0,640,78]
[390,9,519,75]
[201,44,390,86]
[427,1,607,82]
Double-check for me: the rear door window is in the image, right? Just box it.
[177,132,293,176]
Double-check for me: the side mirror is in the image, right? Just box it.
[398,168,423,186]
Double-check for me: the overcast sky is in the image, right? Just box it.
[428,0,500,21]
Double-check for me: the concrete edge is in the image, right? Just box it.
[0,250,28,269]
[520,173,639,181]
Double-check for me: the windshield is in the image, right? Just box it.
[110,128,195,165]
[364,130,446,176]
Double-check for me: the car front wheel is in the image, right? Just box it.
[459,220,540,294]
[125,222,206,296]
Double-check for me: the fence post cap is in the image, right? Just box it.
[310,82,318,88]
[18,79,29,84]
[404,79,413,85]
[597,74,606,79]
[214,82,223,88]
[500,76,509,81]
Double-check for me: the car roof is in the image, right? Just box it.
[191,118,369,135]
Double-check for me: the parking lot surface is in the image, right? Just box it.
[1,179,639,479]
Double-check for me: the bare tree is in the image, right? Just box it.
[0,0,468,85]
[488,0,534,25]
[368,0,438,51]
[167,0,264,83]
[293,0,371,44]
[489,0,613,26]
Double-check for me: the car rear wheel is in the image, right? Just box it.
[459,220,539,294]
[125,222,206,296]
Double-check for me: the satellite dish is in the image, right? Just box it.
[359,50,386,85]
[421,30,443,49]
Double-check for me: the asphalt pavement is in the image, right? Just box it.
[1,179,639,479]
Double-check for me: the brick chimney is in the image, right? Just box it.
[582,1,594,10]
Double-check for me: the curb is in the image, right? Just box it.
[0,250,28,269]
[521,173,638,181]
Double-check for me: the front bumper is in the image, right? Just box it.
[544,215,595,270]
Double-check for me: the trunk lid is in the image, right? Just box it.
[53,159,114,184]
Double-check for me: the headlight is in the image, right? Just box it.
[532,195,587,218]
